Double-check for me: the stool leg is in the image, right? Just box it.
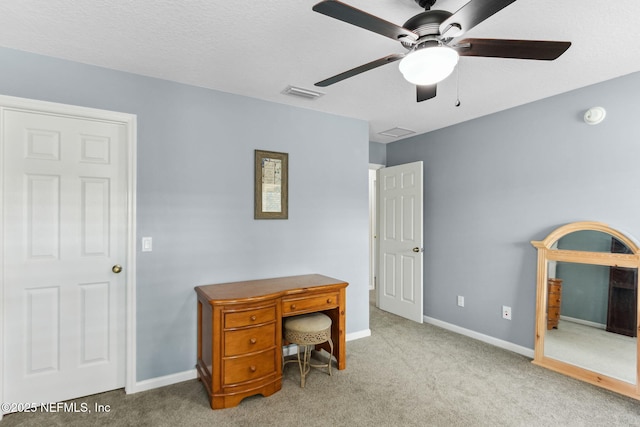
[296,344,304,388]
[297,344,312,388]
[309,340,334,376]
[327,337,334,377]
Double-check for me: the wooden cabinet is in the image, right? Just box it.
[606,238,638,337]
[606,267,637,337]
[195,274,348,409]
[196,299,281,410]
[547,278,562,330]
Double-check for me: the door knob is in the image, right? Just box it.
[412,247,420,253]
[112,264,123,274]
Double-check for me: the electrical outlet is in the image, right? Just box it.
[457,295,464,307]
[142,236,153,252]
[502,305,512,320]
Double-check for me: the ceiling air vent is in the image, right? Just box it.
[282,85,324,100]
[378,127,416,138]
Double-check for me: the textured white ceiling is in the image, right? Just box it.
[1,0,639,142]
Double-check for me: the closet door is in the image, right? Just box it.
[2,105,128,409]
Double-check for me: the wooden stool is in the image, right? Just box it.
[283,313,334,388]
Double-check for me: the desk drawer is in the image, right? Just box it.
[224,349,276,385]
[225,306,276,329]
[282,292,339,315]
[224,323,275,356]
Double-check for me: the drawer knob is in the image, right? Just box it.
[291,304,296,310]
[250,338,257,344]
[249,365,257,372]
[250,315,257,321]
[326,298,332,303]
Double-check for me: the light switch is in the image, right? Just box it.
[142,237,153,252]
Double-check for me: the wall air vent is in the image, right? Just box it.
[282,85,324,100]
[378,127,416,138]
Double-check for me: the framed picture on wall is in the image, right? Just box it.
[254,150,288,219]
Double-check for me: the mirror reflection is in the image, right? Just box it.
[553,230,627,253]
[545,232,638,383]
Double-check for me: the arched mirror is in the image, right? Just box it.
[532,222,640,400]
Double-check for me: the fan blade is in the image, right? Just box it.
[417,84,437,102]
[315,54,405,87]
[440,0,517,38]
[313,0,418,43]
[454,38,571,60]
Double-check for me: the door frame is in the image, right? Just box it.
[0,95,137,418]
[369,163,384,292]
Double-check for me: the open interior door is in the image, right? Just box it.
[377,161,423,323]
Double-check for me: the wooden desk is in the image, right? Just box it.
[195,274,348,409]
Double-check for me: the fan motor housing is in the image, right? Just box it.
[402,10,452,48]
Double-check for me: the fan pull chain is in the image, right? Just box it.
[455,61,461,107]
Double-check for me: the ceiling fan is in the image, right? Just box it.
[312,0,571,102]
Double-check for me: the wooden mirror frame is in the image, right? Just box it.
[531,221,640,400]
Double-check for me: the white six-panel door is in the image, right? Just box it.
[377,161,424,323]
[2,106,128,408]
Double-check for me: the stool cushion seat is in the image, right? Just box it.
[284,313,332,333]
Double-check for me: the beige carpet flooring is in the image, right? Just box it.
[3,293,640,426]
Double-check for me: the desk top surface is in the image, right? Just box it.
[195,274,348,303]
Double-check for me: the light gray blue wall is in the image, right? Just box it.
[387,72,640,349]
[0,47,370,381]
[369,141,386,165]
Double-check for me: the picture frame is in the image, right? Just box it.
[254,150,288,219]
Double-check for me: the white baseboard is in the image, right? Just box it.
[127,369,197,394]
[347,328,371,341]
[126,328,373,395]
[424,316,534,359]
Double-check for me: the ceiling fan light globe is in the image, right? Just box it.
[399,46,459,86]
